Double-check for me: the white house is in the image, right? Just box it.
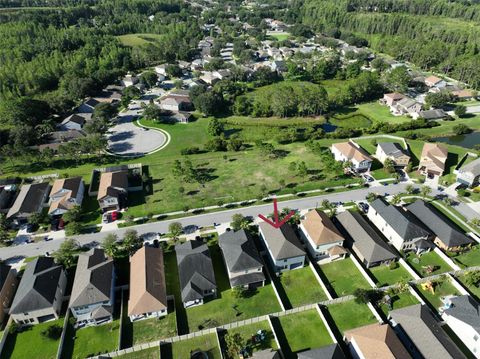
[122,73,139,87]
[331,140,372,172]
[441,295,480,358]
[456,157,480,188]
[155,64,167,76]
[48,177,85,216]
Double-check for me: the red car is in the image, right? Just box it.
[111,211,118,221]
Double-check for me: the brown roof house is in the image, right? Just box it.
[424,75,446,89]
[299,209,347,261]
[345,323,412,359]
[382,93,406,107]
[330,141,372,173]
[418,143,448,177]
[128,246,168,322]
[0,263,18,325]
[97,171,128,212]
[48,177,85,216]
[7,182,50,224]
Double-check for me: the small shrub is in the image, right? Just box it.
[41,324,62,340]
[389,261,399,270]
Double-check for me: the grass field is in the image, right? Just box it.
[404,251,452,277]
[278,266,328,307]
[319,258,371,297]
[415,279,460,310]
[268,33,290,41]
[377,291,419,317]
[170,333,221,359]
[117,33,164,47]
[325,301,377,334]
[329,114,372,129]
[369,263,413,287]
[276,310,332,357]
[226,321,277,353]
[2,317,64,359]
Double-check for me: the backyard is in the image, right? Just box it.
[325,301,377,334]
[170,333,221,359]
[449,245,480,268]
[456,273,480,301]
[225,321,277,354]
[278,266,328,307]
[319,258,371,297]
[130,308,177,345]
[415,278,460,310]
[369,263,413,287]
[275,310,333,358]
[377,291,419,317]
[117,347,159,358]
[404,251,452,277]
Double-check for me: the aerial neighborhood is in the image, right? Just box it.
[1,0,480,358]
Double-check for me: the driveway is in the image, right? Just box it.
[466,105,480,114]
[107,110,167,157]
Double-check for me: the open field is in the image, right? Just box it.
[278,266,328,307]
[117,33,164,47]
[319,258,371,297]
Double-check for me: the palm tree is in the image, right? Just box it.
[391,194,402,205]
[421,185,432,199]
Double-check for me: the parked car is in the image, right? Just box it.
[43,236,53,241]
[358,202,369,213]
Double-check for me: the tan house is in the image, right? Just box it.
[97,171,128,211]
[48,177,85,216]
[451,89,476,100]
[382,93,405,107]
[424,75,446,88]
[375,142,410,167]
[345,323,412,359]
[299,209,347,261]
[128,246,168,322]
[418,143,448,177]
[331,141,372,172]
[0,263,18,325]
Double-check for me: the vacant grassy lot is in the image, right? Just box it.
[279,266,328,306]
[277,310,332,357]
[325,301,377,334]
[226,321,277,353]
[369,263,413,287]
[319,258,371,297]
[377,291,419,317]
[171,333,221,359]
[415,279,460,310]
[117,33,164,47]
[404,251,452,277]
[2,317,64,359]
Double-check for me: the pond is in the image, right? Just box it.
[434,131,480,149]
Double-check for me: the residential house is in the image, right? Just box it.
[456,157,480,187]
[330,141,372,172]
[407,200,473,251]
[392,97,422,118]
[271,60,287,73]
[425,75,447,89]
[59,113,91,131]
[253,349,281,359]
[77,98,100,113]
[218,229,265,289]
[452,89,476,101]
[159,90,193,112]
[382,93,406,107]
[69,249,115,326]
[128,246,168,322]
[97,171,128,212]
[258,222,306,274]
[345,323,412,359]
[441,295,480,358]
[367,198,432,253]
[297,344,346,359]
[93,90,122,104]
[299,209,347,261]
[175,240,217,308]
[48,177,85,216]
[0,263,18,324]
[154,64,167,76]
[336,210,397,268]
[10,257,66,325]
[122,73,139,87]
[375,142,411,167]
[6,182,50,223]
[389,304,465,359]
[419,109,447,121]
[37,129,86,152]
[418,143,448,177]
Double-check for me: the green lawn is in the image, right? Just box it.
[329,114,372,129]
[277,310,333,356]
[369,263,413,287]
[319,258,371,297]
[416,279,460,310]
[404,251,452,277]
[131,311,177,345]
[268,33,290,41]
[117,33,164,47]
[456,274,480,301]
[377,291,419,317]
[186,237,281,331]
[326,301,377,334]
[226,321,277,353]
[449,245,480,268]
[2,317,64,359]
[370,167,394,180]
[278,266,328,307]
[117,347,159,358]
[356,102,412,125]
[171,333,221,359]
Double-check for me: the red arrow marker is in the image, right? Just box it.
[258,198,296,229]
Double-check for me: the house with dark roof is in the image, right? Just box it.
[10,257,66,325]
[389,304,465,359]
[6,182,50,223]
[367,198,432,254]
[128,246,167,322]
[97,171,128,212]
[0,263,18,325]
[299,210,346,261]
[258,222,306,274]
[297,344,346,359]
[375,142,410,168]
[252,349,281,359]
[336,210,397,268]
[441,295,480,357]
[175,240,217,308]
[456,157,480,188]
[77,98,100,113]
[407,200,473,251]
[48,177,85,216]
[69,249,115,327]
[218,229,265,289]
[59,113,92,131]
[419,109,447,121]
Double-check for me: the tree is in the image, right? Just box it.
[383,158,395,173]
[93,102,117,122]
[102,233,119,258]
[425,91,453,109]
[366,192,378,203]
[62,205,82,223]
[123,230,142,254]
[231,214,250,231]
[405,184,415,194]
[139,71,158,89]
[207,118,224,137]
[65,221,83,236]
[385,66,410,93]
[297,161,308,177]
[52,239,79,268]
[464,270,480,287]
[41,324,62,340]
[169,222,183,240]
[421,185,432,198]
[454,105,467,118]
[142,104,164,122]
[353,288,381,304]
[166,64,182,78]
[453,124,471,135]
[225,332,244,359]
[391,194,402,205]
[321,200,337,217]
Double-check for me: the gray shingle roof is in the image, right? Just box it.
[7,182,50,219]
[175,240,216,303]
[444,295,480,332]
[460,157,480,176]
[407,200,473,247]
[370,198,430,241]
[390,304,464,359]
[377,142,408,159]
[69,248,114,308]
[297,344,346,359]
[336,210,397,264]
[259,222,305,260]
[10,257,63,314]
[419,109,447,120]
